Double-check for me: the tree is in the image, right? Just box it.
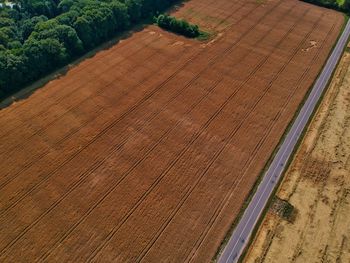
[0,51,27,93]
[19,0,58,18]
[73,16,94,48]
[342,0,350,12]
[30,20,83,56]
[123,0,142,23]
[109,1,129,30]
[20,15,48,40]
[57,0,74,13]
[55,10,79,26]
[23,38,68,77]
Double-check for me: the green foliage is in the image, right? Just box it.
[0,0,179,99]
[0,50,27,92]
[19,0,59,18]
[21,15,48,40]
[58,0,75,13]
[123,0,142,23]
[155,14,200,38]
[196,30,211,41]
[23,37,68,76]
[301,0,350,13]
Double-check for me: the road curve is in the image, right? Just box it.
[218,18,350,263]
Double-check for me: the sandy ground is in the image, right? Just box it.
[244,49,350,263]
[0,0,343,262]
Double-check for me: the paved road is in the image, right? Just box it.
[218,19,350,263]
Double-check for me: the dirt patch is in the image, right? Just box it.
[0,0,343,262]
[302,40,318,52]
[244,51,350,263]
[301,157,332,184]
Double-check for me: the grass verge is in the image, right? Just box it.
[197,30,212,41]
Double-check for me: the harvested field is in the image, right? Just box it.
[0,0,344,262]
[244,46,350,263]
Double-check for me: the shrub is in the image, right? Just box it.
[155,14,200,38]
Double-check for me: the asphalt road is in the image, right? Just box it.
[218,18,350,263]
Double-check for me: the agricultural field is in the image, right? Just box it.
[244,45,350,263]
[0,0,344,262]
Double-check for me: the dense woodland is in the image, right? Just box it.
[0,0,178,99]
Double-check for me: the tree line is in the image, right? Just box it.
[301,0,350,12]
[0,0,178,99]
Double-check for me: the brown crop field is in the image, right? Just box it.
[0,0,344,262]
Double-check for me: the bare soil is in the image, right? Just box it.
[244,49,350,263]
[0,0,343,262]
